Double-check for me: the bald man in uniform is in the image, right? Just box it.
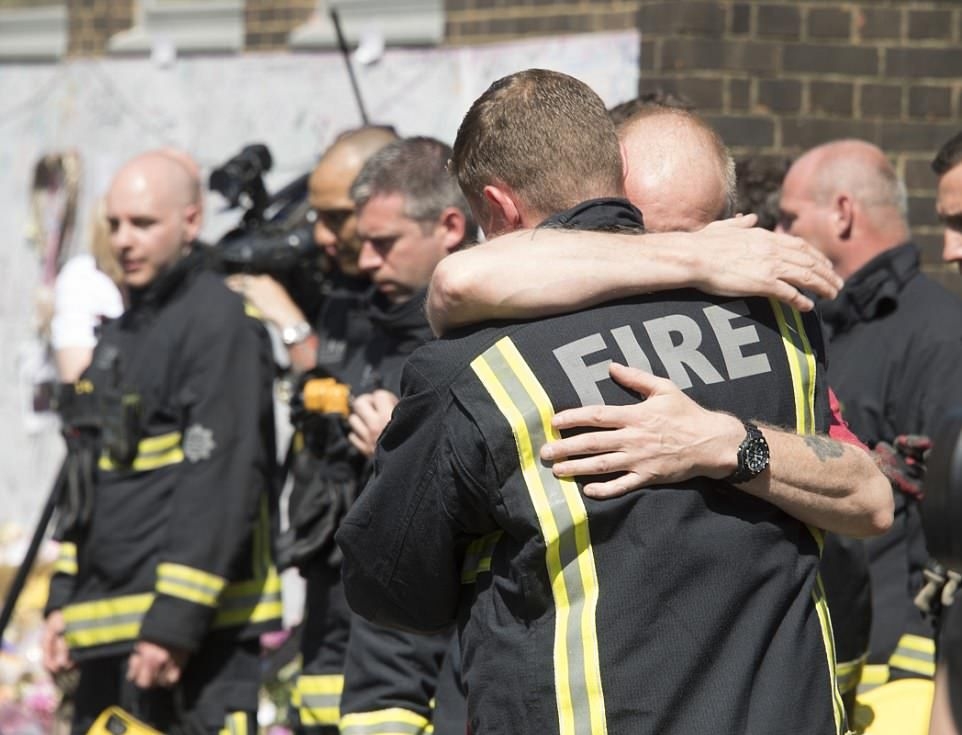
[43,151,281,734]
[778,139,962,689]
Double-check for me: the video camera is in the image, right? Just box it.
[210,144,326,322]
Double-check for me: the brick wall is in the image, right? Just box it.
[443,0,960,281]
[67,0,134,56]
[445,0,640,43]
[245,0,315,50]
[634,0,960,280]
[13,0,957,277]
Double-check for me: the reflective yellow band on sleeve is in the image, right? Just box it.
[888,633,936,678]
[99,431,183,472]
[293,674,343,727]
[62,593,153,649]
[156,563,227,608]
[340,708,433,735]
[213,566,283,628]
[62,566,281,651]
[54,542,78,576]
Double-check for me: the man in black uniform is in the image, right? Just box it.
[337,136,479,735]
[42,151,281,734]
[779,139,962,689]
[228,127,398,733]
[285,136,476,735]
[339,69,855,734]
[423,105,889,715]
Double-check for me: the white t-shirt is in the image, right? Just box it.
[50,254,124,349]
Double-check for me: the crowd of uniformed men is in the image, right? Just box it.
[38,67,962,735]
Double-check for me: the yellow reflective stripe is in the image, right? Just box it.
[298,674,344,695]
[461,531,503,584]
[218,712,248,735]
[340,708,432,735]
[156,562,226,608]
[836,655,867,695]
[295,674,343,726]
[772,303,843,732]
[897,633,936,655]
[99,431,184,472]
[769,299,816,435]
[62,593,153,648]
[807,525,825,554]
[213,565,283,628]
[888,633,936,677]
[62,565,281,649]
[472,337,607,735]
[139,433,182,454]
[54,542,78,575]
[812,574,846,734]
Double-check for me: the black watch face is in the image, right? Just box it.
[745,438,769,473]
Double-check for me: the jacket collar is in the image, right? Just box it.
[539,197,646,232]
[125,245,205,316]
[820,242,918,334]
[367,288,430,339]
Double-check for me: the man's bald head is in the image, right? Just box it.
[617,108,735,233]
[778,139,909,279]
[106,151,203,288]
[153,147,203,209]
[790,140,907,223]
[309,125,399,274]
[112,152,199,208]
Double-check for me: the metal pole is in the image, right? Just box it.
[330,7,370,126]
[0,460,67,642]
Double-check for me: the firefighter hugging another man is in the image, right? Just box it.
[39,71,897,735]
[337,69,894,735]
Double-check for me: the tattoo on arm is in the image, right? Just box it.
[803,434,846,462]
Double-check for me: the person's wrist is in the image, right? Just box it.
[704,412,745,479]
[281,320,313,347]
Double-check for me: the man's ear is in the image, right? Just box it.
[619,139,630,188]
[482,184,522,236]
[182,203,202,244]
[436,207,467,254]
[834,194,854,239]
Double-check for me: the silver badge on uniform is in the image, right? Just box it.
[183,424,216,462]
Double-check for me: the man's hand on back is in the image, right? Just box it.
[540,363,743,498]
[686,214,843,311]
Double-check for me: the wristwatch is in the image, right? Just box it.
[726,421,770,484]
[281,320,313,347]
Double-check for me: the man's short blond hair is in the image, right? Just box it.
[451,69,624,221]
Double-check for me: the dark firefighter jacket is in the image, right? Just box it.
[290,288,458,735]
[47,247,281,660]
[821,242,962,682]
[338,198,848,735]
